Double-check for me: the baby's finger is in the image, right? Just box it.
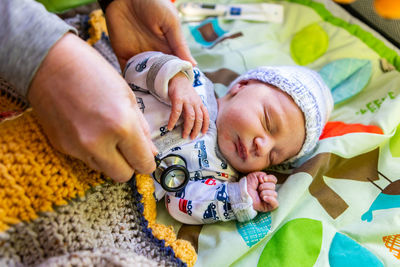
[189,105,203,139]
[182,103,195,139]
[168,100,183,131]
[262,174,277,184]
[257,172,268,184]
[260,190,278,200]
[258,182,276,192]
[201,105,210,134]
[262,195,279,210]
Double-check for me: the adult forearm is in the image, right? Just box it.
[0,0,76,98]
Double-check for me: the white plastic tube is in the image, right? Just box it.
[178,2,284,23]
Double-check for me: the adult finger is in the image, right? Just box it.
[164,20,197,66]
[138,108,159,155]
[85,146,135,183]
[171,37,197,66]
[117,108,157,176]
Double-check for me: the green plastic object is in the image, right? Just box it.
[36,0,96,13]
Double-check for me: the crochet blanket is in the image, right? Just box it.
[0,89,196,266]
[0,10,196,266]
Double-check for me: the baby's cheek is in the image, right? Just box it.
[217,132,232,152]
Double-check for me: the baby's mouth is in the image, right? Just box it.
[236,137,248,161]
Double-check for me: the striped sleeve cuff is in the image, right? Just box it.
[227,178,258,222]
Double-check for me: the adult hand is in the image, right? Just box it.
[104,0,196,69]
[28,33,158,182]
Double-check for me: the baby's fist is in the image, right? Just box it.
[246,172,278,213]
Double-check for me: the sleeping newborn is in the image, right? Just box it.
[124,51,333,224]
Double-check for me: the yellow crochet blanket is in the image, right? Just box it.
[0,86,196,265]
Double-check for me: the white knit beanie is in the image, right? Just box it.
[228,66,334,162]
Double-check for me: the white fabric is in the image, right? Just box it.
[227,178,257,222]
[124,51,256,224]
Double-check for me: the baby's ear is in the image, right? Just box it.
[229,80,248,96]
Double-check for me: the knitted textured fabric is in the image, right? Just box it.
[0,8,196,266]
[0,77,28,118]
[228,66,333,162]
[0,73,196,267]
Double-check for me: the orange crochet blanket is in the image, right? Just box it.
[0,86,196,266]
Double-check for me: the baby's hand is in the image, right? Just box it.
[246,172,279,213]
[168,72,209,139]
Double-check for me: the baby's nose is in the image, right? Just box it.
[254,136,272,157]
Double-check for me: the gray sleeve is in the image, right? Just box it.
[0,0,77,98]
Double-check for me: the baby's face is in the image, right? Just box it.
[216,80,305,173]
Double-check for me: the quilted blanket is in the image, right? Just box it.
[155,0,400,266]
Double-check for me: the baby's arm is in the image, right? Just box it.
[246,172,279,212]
[165,178,237,224]
[124,51,209,139]
[165,177,261,224]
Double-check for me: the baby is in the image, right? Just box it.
[124,51,333,224]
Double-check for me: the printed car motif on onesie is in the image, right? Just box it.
[129,83,149,94]
[175,188,185,199]
[195,140,209,168]
[192,171,203,181]
[216,172,230,179]
[135,57,149,72]
[137,97,145,113]
[215,184,233,220]
[203,202,218,223]
[193,69,203,87]
[160,125,169,136]
[214,147,228,169]
[203,178,217,186]
[178,199,193,215]
[171,146,182,152]
[192,171,215,181]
